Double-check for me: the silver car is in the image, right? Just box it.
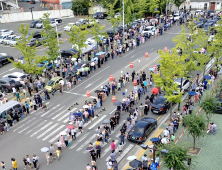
[0,34,10,44]
[3,35,16,45]
[9,36,21,46]
[36,21,44,29]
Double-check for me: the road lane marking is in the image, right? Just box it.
[102,140,118,159]
[116,144,134,162]
[88,115,107,130]
[48,128,67,143]
[36,123,59,139]
[76,134,97,151]
[40,104,61,117]
[69,132,90,149]
[30,122,53,137]
[24,120,47,135]
[42,125,65,141]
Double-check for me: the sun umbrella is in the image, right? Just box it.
[60,131,67,136]
[204,75,211,79]
[127,155,137,161]
[151,88,159,95]
[129,159,142,168]
[84,67,89,71]
[94,90,100,93]
[91,62,95,66]
[150,137,159,142]
[83,105,89,109]
[129,108,135,113]
[103,119,110,124]
[78,68,84,72]
[127,117,132,121]
[161,137,169,144]
[66,125,74,129]
[86,147,94,152]
[188,91,197,96]
[149,68,155,71]
[40,147,49,153]
[113,101,122,106]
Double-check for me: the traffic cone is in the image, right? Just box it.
[197,107,200,114]
[182,128,184,135]
[178,133,180,141]
[60,38,63,42]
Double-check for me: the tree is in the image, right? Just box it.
[106,0,122,35]
[134,0,148,19]
[40,13,62,69]
[201,94,218,126]
[148,0,167,15]
[123,0,134,25]
[152,50,184,119]
[66,24,89,57]
[71,0,90,15]
[9,24,47,76]
[173,0,185,10]
[183,114,206,150]
[160,143,192,170]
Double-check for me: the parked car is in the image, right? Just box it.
[3,72,29,85]
[29,20,40,28]
[76,19,88,25]
[97,12,108,19]
[9,36,21,46]
[36,61,53,70]
[64,23,75,31]
[3,35,17,45]
[127,117,157,143]
[142,26,155,35]
[195,21,204,28]
[0,53,14,68]
[0,29,14,36]
[60,50,76,59]
[203,23,212,32]
[114,12,121,18]
[174,78,189,94]
[36,21,44,29]
[50,18,62,23]
[45,21,58,28]
[45,76,64,92]
[0,77,21,93]
[106,29,115,37]
[27,38,43,47]
[151,95,170,114]
[93,12,102,19]
[0,34,10,44]
[26,31,42,39]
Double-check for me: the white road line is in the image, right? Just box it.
[88,115,107,130]
[46,106,65,118]
[69,132,90,149]
[36,123,59,139]
[30,122,53,137]
[18,119,42,134]
[109,108,116,114]
[116,144,134,162]
[48,128,67,143]
[34,102,51,115]
[0,68,15,76]
[90,78,109,92]
[40,104,61,117]
[113,120,126,136]
[57,108,77,122]
[102,140,118,158]
[24,120,47,135]
[123,50,134,58]
[76,134,97,151]
[150,48,154,51]
[130,55,135,59]
[42,125,65,141]
[83,113,102,128]
[70,66,110,91]
[84,78,101,89]
[105,142,126,161]
[124,59,139,68]
[51,109,67,120]
[13,117,36,131]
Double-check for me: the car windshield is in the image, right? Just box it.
[154,98,166,106]
[0,36,4,39]
[31,21,36,24]
[144,28,151,31]
[15,37,20,40]
[6,37,11,40]
[131,126,144,134]
[47,80,54,86]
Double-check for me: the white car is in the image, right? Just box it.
[169,13,180,21]
[64,23,75,31]
[87,35,105,44]
[88,19,99,26]
[3,72,29,85]
[36,21,44,29]
[142,26,155,35]
[208,35,215,42]
[0,34,10,44]
[9,36,21,46]
[174,78,189,94]
[0,29,14,35]
[114,12,121,18]
[43,21,58,28]
[3,35,16,45]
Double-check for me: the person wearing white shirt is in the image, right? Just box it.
[106,160,113,170]
[71,128,76,140]
[12,87,16,96]
[163,128,169,137]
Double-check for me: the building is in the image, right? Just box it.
[0,0,19,10]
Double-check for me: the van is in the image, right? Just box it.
[0,101,22,123]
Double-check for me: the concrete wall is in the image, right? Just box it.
[0,9,74,23]
[89,5,107,14]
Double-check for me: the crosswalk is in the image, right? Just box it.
[7,101,135,162]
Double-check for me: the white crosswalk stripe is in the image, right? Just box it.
[69,132,90,149]
[13,117,36,132]
[116,144,134,162]
[57,108,77,122]
[40,104,61,117]
[36,123,59,139]
[18,119,42,134]
[88,115,107,130]
[30,102,50,115]
[30,122,53,137]
[51,109,67,120]
[76,134,97,151]
[101,140,118,158]
[42,125,65,141]
[24,120,47,135]
[48,128,66,143]
[105,143,126,161]
[46,106,65,118]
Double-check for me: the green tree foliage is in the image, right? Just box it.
[71,0,90,15]
[161,144,192,170]
[183,114,206,150]
[124,0,134,25]
[134,0,148,19]
[106,0,122,35]
[9,24,47,75]
[152,50,184,118]
[173,0,185,9]
[201,94,218,126]
[40,13,62,69]
[148,0,167,15]
[66,24,89,57]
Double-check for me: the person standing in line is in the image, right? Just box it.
[59,83,63,95]
[15,91,21,102]
[56,148,61,160]
[50,144,56,160]
[0,161,6,170]
[119,133,125,145]
[64,134,70,147]
[11,158,17,170]
[28,85,32,97]
[56,140,62,152]
[25,101,30,114]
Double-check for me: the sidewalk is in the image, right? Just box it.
[123,74,222,170]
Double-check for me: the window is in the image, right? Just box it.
[1,111,6,118]
[13,104,21,109]
[6,108,13,114]
[145,124,151,130]
[8,75,17,78]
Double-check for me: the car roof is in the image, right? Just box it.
[0,53,7,56]
[145,26,154,28]
[51,76,62,81]
[0,29,8,32]
[134,121,149,128]
[156,95,167,101]
[10,72,26,76]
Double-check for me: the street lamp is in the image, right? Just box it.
[55,19,61,52]
[29,7,34,21]
[122,0,124,42]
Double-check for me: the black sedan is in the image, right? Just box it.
[151,95,170,114]
[0,53,14,68]
[29,20,40,28]
[0,77,21,93]
[60,50,76,59]
[127,117,157,143]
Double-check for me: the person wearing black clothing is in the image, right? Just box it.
[110,117,115,131]
[132,71,135,82]
[96,145,101,159]
[142,72,146,81]
[91,151,97,162]
[144,103,149,115]
[14,111,19,122]
[88,51,91,61]
[98,59,101,68]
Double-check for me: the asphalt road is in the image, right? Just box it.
[0,24,183,170]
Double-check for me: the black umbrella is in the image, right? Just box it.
[129,159,142,168]
[86,147,94,152]
[113,101,122,106]
[129,108,135,113]
[94,90,100,93]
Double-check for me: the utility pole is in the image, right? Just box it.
[29,7,34,21]
[122,0,124,43]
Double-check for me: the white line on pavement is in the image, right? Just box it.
[150,48,154,51]
[36,123,59,139]
[30,122,53,137]
[46,106,65,118]
[124,59,139,68]
[88,115,107,130]
[40,104,61,117]
[18,119,42,134]
[24,120,47,135]
[69,132,90,149]
[130,55,135,59]
[42,125,65,141]
[102,140,118,158]
[48,128,67,143]
[109,108,116,114]
[116,144,134,162]
[76,134,97,151]
[13,117,36,131]
[51,108,74,120]
[90,78,109,92]
[57,108,77,122]
[123,50,135,58]
[84,77,101,89]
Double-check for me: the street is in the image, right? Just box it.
[0,24,183,170]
